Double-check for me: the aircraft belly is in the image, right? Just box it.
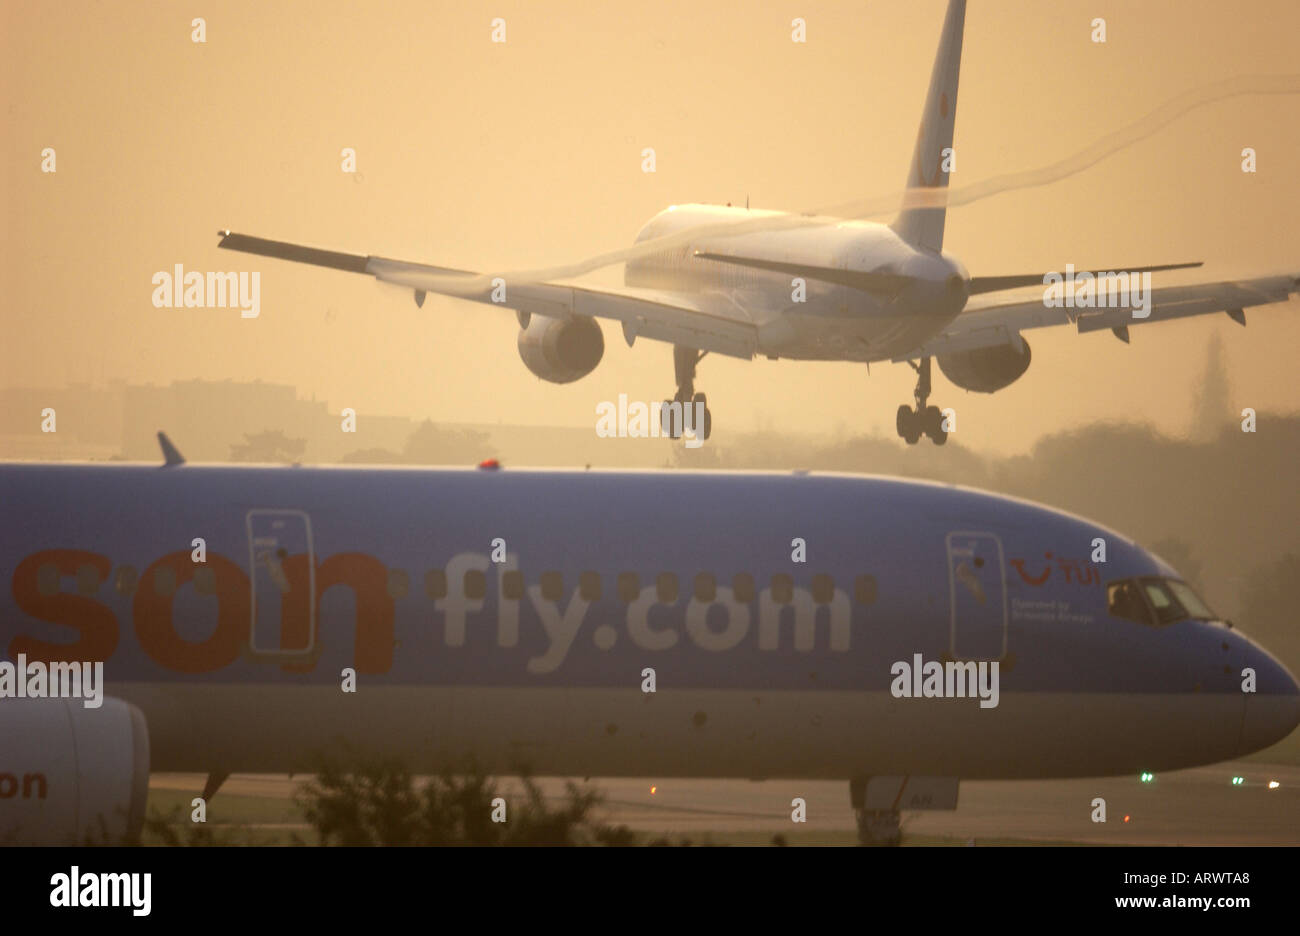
[125,684,1242,781]
[767,296,949,362]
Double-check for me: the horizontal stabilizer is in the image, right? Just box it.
[693,251,911,295]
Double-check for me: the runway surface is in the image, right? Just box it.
[151,759,1300,845]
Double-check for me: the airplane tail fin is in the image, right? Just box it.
[891,0,967,253]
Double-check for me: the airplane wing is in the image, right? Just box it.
[217,232,759,359]
[897,273,1299,359]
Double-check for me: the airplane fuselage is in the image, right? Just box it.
[2,463,1295,781]
[625,204,970,362]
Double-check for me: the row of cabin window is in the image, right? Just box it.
[37,564,879,607]
[34,564,209,598]
[410,569,877,606]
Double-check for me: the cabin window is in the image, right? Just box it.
[854,574,878,605]
[425,569,447,599]
[771,573,793,605]
[387,569,410,599]
[540,571,564,602]
[193,566,216,596]
[114,565,138,596]
[579,571,601,601]
[618,572,640,603]
[37,564,59,596]
[656,572,678,603]
[502,570,524,600]
[694,572,716,602]
[733,572,755,603]
[464,569,487,600]
[154,567,176,597]
[811,573,834,604]
[75,564,101,595]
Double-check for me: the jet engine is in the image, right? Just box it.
[516,314,605,383]
[0,697,150,845]
[936,338,1032,393]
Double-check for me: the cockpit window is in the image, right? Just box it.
[1165,580,1215,620]
[1107,581,1151,625]
[1107,576,1217,627]
[1141,580,1182,626]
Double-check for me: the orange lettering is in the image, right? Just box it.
[9,550,117,663]
[281,553,393,673]
[134,552,248,673]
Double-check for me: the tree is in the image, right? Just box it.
[295,748,636,846]
[1240,553,1300,668]
[401,420,495,465]
[1191,331,1233,441]
[230,429,307,463]
[1148,538,1203,589]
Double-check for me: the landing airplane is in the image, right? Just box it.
[2,443,1296,844]
[215,0,1298,444]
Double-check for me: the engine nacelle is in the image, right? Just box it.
[937,339,1032,393]
[0,698,149,845]
[517,314,605,383]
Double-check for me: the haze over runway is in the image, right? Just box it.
[5,0,1299,456]
[150,762,1300,845]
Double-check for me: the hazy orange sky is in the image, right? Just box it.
[4,0,1298,455]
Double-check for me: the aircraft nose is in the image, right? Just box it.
[1239,646,1300,756]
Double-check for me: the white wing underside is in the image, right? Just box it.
[367,257,761,360]
[216,233,1295,365]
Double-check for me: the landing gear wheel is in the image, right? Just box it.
[854,809,902,847]
[691,393,712,440]
[896,358,948,446]
[923,405,947,445]
[896,405,921,445]
[661,399,681,438]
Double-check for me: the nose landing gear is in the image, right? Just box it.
[850,776,903,846]
[896,357,948,446]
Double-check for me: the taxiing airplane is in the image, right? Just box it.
[2,443,1296,844]
[215,0,1298,444]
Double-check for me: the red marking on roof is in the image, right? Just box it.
[478,458,500,470]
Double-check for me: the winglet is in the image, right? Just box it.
[158,431,185,467]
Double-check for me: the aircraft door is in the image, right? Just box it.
[246,509,316,659]
[946,531,1007,661]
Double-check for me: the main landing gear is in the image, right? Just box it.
[662,345,713,440]
[849,776,902,846]
[896,357,948,446]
